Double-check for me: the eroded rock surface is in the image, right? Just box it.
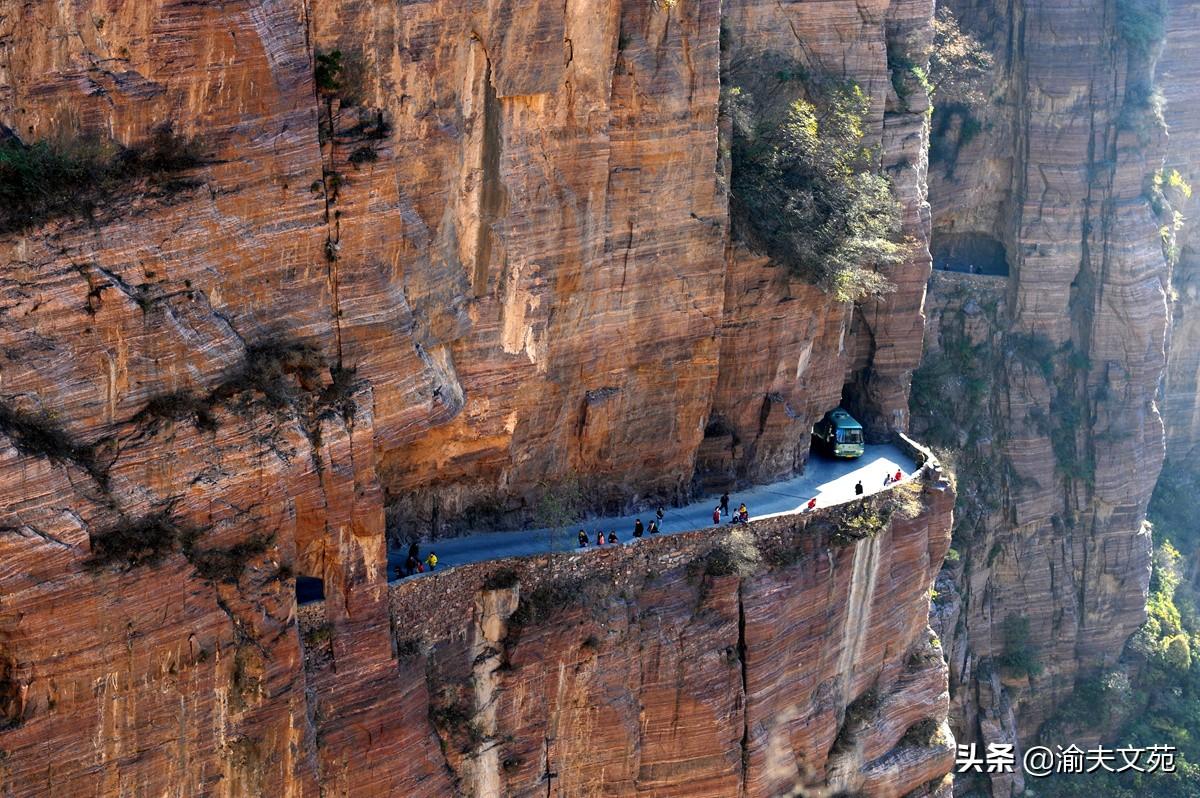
[919,0,1179,793]
[0,0,950,795]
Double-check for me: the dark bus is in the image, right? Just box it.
[813,408,865,458]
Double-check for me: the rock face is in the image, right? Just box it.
[0,0,951,795]
[1161,0,1200,462]
[919,0,1178,794]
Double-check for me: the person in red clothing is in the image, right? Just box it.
[894,469,903,482]
[807,497,817,510]
[713,506,721,525]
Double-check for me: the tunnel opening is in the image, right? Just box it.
[811,395,868,462]
[932,232,1009,276]
[295,576,325,605]
[0,651,19,729]
[693,415,740,494]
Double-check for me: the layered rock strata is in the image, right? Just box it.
[918,1,1174,791]
[0,0,948,794]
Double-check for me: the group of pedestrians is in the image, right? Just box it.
[400,541,438,577]
[712,492,749,525]
[577,506,668,548]
[853,468,905,497]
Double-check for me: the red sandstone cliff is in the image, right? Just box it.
[0,0,951,795]
[919,0,1177,795]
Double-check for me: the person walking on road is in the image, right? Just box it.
[406,542,421,576]
[854,480,864,496]
[425,552,438,571]
[634,519,644,537]
[596,530,605,546]
[656,506,665,529]
[608,530,618,544]
[713,506,721,525]
[720,493,730,517]
[807,497,817,511]
[648,520,658,534]
[578,529,589,548]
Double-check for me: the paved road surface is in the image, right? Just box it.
[388,444,916,581]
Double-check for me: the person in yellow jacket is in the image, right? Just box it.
[424,552,438,572]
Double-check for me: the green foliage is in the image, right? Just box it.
[1006,332,1056,380]
[887,52,932,106]
[532,477,585,551]
[929,7,994,108]
[1148,464,1200,553]
[0,126,202,234]
[508,575,609,629]
[302,623,333,649]
[1117,0,1168,57]
[1049,389,1094,483]
[728,65,906,303]
[314,50,366,105]
[1037,531,1200,797]
[1130,540,1193,672]
[1147,169,1190,266]
[996,613,1043,678]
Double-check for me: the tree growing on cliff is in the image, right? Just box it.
[532,477,584,552]
[728,67,907,303]
[926,8,993,168]
[0,125,203,234]
[928,7,994,109]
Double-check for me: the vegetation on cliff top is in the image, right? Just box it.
[727,59,906,303]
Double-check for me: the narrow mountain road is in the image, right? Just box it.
[387,444,917,581]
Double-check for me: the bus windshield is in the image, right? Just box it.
[836,429,863,444]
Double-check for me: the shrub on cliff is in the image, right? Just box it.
[85,514,186,570]
[314,49,366,106]
[929,7,993,109]
[1117,0,1168,57]
[996,613,1043,678]
[927,8,993,171]
[728,63,906,303]
[0,125,203,234]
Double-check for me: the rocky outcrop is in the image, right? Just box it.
[919,0,1175,792]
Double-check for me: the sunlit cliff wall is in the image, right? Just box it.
[0,0,949,795]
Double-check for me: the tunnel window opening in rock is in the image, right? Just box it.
[296,576,325,605]
[0,652,19,729]
[932,232,1009,276]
